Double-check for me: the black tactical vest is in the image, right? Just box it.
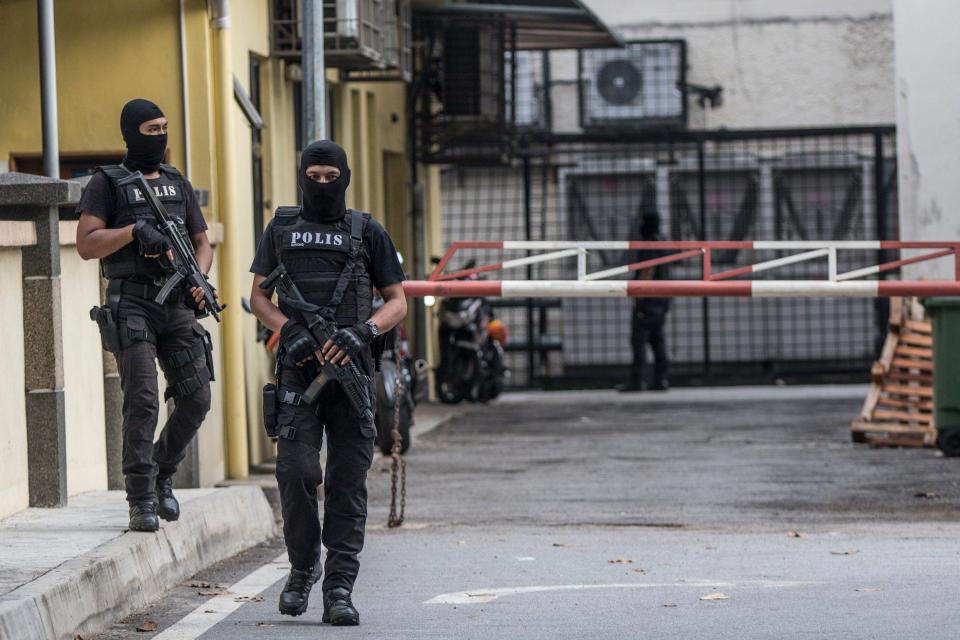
[97,164,191,281]
[271,207,372,327]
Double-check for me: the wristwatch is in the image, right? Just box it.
[364,319,380,338]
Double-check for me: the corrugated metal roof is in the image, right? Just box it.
[413,0,622,49]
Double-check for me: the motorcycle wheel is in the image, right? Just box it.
[438,352,474,404]
[483,376,504,402]
[376,406,411,456]
[437,376,464,404]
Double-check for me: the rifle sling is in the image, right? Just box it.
[321,211,365,321]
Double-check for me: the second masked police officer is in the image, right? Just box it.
[76,99,216,532]
[249,140,407,625]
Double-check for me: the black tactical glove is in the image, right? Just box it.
[132,220,172,257]
[330,322,375,361]
[280,319,320,365]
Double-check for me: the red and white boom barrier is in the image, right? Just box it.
[402,241,960,298]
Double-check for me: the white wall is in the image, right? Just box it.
[553,0,895,131]
[893,0,960,279]
[61,250,108,496]
[0,248,27,518]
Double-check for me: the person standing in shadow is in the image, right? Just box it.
[620,207,670,392]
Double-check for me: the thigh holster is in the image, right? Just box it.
[276,388,304,440]
[161,338,211,400]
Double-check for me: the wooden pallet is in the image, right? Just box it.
[851,297,937,447]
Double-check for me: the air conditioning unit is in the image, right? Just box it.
[323,0,388,70]
[270,0,391,71]
[383,0,412,80]
[580,40,686,129]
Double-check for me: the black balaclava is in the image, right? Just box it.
[120,98,167,173]
[640,207,661,240]
[299,140,351,222]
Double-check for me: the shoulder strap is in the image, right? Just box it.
[350,210,369,243]
[322,210,369,320]
[274,205,301,220]
[158,163,183,177]
[97,164,130,185]
[271,206,301,259]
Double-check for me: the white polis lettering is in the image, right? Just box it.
[132,184,178,202]
[287,230,346,248]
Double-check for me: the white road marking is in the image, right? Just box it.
[152,552,290,640]
[425,580,819,604]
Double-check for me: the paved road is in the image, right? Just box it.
[91,386,960,639]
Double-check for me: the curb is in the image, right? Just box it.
[0,486,277,640]
[410,403,473,441]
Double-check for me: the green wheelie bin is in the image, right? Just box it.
[925,297,960,456]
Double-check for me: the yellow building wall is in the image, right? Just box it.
[264,60,299,211]
[331,81,408,224]
[0,0,235,489]
[0,248,28,518]
[198,260,227,486]
[0,0,185,169]
[225,0,277,466]
[182,0,218,212]
[423,164,444,380]
[60,249,108,496]
[0,0,423,491]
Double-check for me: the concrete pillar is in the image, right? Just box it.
[0,173,81,507]
[893,0,960,278]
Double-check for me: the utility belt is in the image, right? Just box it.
[89,278,193,357]
[106,277,184,302]
[90,278,170,354]
[261,350,374,442]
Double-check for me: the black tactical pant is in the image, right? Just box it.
[630,307,669,388]
[114,287,213,502]
[275,359,375,593]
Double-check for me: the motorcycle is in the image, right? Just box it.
[435,289,509,404]
[374,320,428,455]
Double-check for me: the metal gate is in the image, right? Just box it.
[438,127,899,388]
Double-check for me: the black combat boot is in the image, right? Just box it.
[279,558,322,617]
[650,378,669,391]
[128,500,160,532]
[322,587,360,626]
[156,475,180,521]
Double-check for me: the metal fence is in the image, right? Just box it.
[439,127,898,388]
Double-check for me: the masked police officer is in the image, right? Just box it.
[249,140,406,625]
[76,99,216,532]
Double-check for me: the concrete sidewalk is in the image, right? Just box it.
[0,486,276,640]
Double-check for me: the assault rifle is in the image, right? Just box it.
[117,170,224,322]
[261,264,374,424]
